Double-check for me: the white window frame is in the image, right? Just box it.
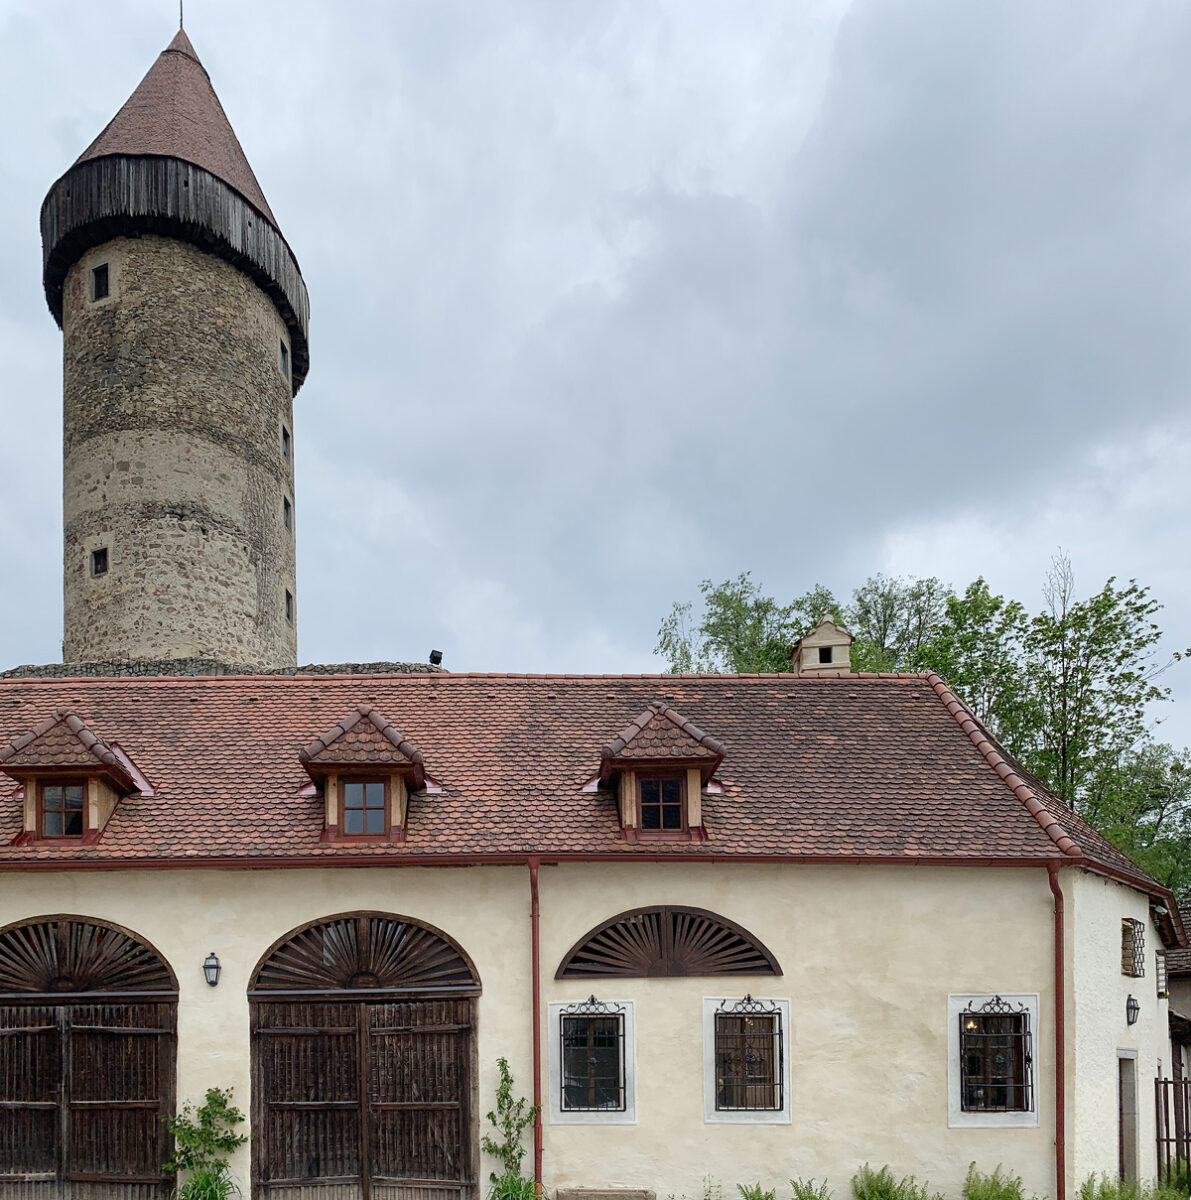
[947,992,1040,1129]
[547,999,636,1125]
[702,996,792,1124]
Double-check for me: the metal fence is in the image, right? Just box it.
[1157,1077,1191,1182]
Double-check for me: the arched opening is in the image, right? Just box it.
[556,905,782,978]
[0,914,178,1198]
[249,912,481,1200]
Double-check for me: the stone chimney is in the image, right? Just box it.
[789,614,854,674]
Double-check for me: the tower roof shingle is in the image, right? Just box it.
[77,29,277,225]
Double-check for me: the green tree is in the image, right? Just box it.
[848,574,948,671]
[1020,554,1170,810]
[911,578,1034,749]
[1083,743,1191,896]
[655,574,839,673]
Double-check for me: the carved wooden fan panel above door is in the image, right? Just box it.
[249,914,480,1200]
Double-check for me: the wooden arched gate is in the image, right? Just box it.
[0,915,178,1199]
[249,913,480,1200]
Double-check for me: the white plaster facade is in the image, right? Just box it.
[0,859,1172,1199]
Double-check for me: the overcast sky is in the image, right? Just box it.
[2,0,1190,744]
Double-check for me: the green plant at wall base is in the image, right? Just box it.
[790,1179,833,1200]
[737,1185,776,1200]
[488,1175,539,1200]
[164,1087,248,1200]
[852,1165,943,1200]
[481,1057,539,1184]
[1079,1176,1191,1200]
[964,1164,1031,1200]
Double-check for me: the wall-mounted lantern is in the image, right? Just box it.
[1126,994,1140,1025]
[203,951,221,988]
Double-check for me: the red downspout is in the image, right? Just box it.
[528,857,543,1187]
[1048,863,1066,1200]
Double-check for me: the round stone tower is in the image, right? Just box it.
[41,28,309,670]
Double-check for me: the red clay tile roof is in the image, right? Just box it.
[300,707,425,787]
[0,671,1180,940]
[76,29,277,226]
[0,710,135,792]
[601,702,725,765]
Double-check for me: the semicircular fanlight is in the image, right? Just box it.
[251,912,479,994]
[0,916,177,995]
[556,905,781,979]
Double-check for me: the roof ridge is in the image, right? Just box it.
[923,673,1080,858]
[0,670,935,686]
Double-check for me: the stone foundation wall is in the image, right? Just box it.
[61,234,299,667]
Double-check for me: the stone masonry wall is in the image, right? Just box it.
[61,234,299,668]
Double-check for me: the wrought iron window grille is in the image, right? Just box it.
[560,996,626,1113]
[1122,919,1146,977]
[714,995,785,1112]
[959,996,1034,1114]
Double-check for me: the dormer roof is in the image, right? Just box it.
[599,702,725,782]
[0,710,136,793]
[300,707,426,789]
[76,29,277,225]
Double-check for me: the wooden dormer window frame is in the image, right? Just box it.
[340,776,390,838]
[318,771,411,845]
[37,779,87,840]
[637,771,687,835]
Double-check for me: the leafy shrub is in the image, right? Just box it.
[489,1176,539,1200]
[481,1057,539,1185]
[964,1164,1030,1200]
[704,1179,724,1200]
[790,1180,833,1200]
[738,1186,776,1200]
[165,1088,247,1200]
[852,1165,943,1200]
[1078,1176,1191,1200]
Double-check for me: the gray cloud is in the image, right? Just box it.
[1,0,1189,740]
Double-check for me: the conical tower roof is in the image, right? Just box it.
[77,29,276,226]
[41,27,309,389]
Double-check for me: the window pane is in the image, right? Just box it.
[640,779,659,804]
[662,804,683,830]
[44,812,63,837]
[365,808,386,835]
[715,1012,780,1111]
[660,779,681,805]
[43,786,63,812]
[365,782,385,809]
[64,786,84,810]
[343,809,364,835]
[641,805,661,830]
[959,1011,1030,1113]
[64,811,84,836]
[343,783,364,809]
[561,1015,624,1111]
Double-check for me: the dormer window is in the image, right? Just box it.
[639,773,685,832]
[341,778,388,836]
[0,710,141,848]
[598,701,725,843]
[299,706,427,845]
[40,781,85,838]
